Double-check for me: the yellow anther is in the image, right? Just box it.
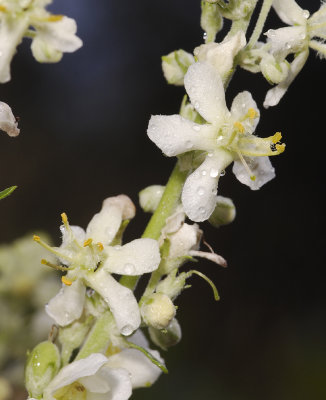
[61,212,68,224]
[61,276,73,286]
[250,175,256,181]
[47,14,64,22]
[97,242,104,251]
[276,143,286,153]
[0,5,7,11]
[83,238,93,247]
[248,108,258,119]
[33,235,40,242]
[272,131,282,144]
[234,121,245,133]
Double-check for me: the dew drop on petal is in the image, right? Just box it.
[202,170,207,176]
[124,263,135,275]
[197,187,205,196]
[207,152,213,157]
[198,207,206,215]
[220,170,226,176]
[193,125,201,132]
[121,324,134,336]
[302,9,310,19]
[203,32,207,40]
[194,101,200,109]
[210,168,219,178]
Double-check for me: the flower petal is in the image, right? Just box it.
[184,62,227,124]
[103,238,160,275]
[168,223,201,259]
[0,101,20,136]
[232,156,275,190]
[263,49,309,108]
[147,114,215,157]
[181,150,233,222]
[86,269,140,335]
[105,348,163,388]
[86,195,136,245]
[43,353,109,399]
[230,91,260,132]
[45,279,85,326]
[273,0,307,26]
[265,26,306,57]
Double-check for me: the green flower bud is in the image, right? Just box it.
[201,1,223,43]
[161,50,194,86]
[208,195,236,227]
[148,318,182,351]
[260,54,290,84]
[139,185,165,213]
[25,341,60,399]
[141,293,176,330]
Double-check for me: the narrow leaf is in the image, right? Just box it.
[0,185,17,200]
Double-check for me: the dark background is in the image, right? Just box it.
[1,1,325,399]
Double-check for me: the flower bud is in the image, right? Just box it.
[161,50,194,86]
[141,293,176,330]
[139,185,165,213]
[148,318,182,351]
[208,196,236,227]
[25,341,60,399]
[201,1,223,43]
[260,54,289,84]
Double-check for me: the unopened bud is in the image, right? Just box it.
[208,195,236,227]
[260,55,289,84]
[25,341,60,399]
[162,50,194,86]
[201,1,223,43]
[148,318,182,351]
[139,185,165,213]
[141,293,176,330]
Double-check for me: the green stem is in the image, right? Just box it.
[75,311,113,360]
[120,162,188,290]
[247,0,273,50]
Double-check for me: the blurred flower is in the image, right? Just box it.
[0,101,19,137]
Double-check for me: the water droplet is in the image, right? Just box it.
[210,168,219,178]
[302,9,310,19]
[124,263,135,274]
[193,125,201,131]
[203,32,207,40]
[185,140,193,149]
[202,170,207,176]
[121,324,133,336]
[217,136,223,142]
[197,187,205,196]
[207,152,213,157]
[194,101,200,109]
[220,170,226,176]
[285,42,291,49]
[242,103,246,108]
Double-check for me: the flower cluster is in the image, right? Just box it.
[0,0,82,83]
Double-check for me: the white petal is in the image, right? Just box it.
[182,150,233,222]
[86,195,136,245]
[60,225,86,248]
[43,353,109,399]
[86,269,140,335]
[273,0,307,26]
[194,31,246,78]
[46,279,85,326]
[103,238,160,275]
[168,223,201,258]
[0,101,20,136]
[128,329,149,348]
[232,156,275,190]
[265,26,306,57]
[230,91,260,131]
[263,49,308,108]
[184,62,227,124]
[147,114,215,157]
[106,348,163,388]
[34,16,82,54]
[0,16,28,83]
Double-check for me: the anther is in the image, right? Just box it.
[97,242,104,251]
[84,238,93,247]
[234,121,245,133]
[41,259,71,272]
[247,108,258,119]
[61,276,73,286]
[61,212,68,224]
[33,235,40,242]
[272,131,282,144]
[47,15,64,22]
[0,5,7,11]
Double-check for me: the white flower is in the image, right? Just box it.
[148,62,284,222]
[36,195,160,336]
[41,353,132,400]
[263,0,326,107]
[0,101,19,136]
[0,0,82,82]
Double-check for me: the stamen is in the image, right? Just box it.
[61,276,73,286]
[0,5,7,11]
[47,14,64,22]
[41,258,71,271]
[247,108,258,119]
[61,212,68,224]
[276,143,285,153]
[34,235,73,262]
[84,238,93,247]
[61,212,83,249]
[272,131,282,144]
[234,121,245,133]
[97,242,104,251]
[237,151,256,181]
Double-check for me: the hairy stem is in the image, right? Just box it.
[247,0,273,50]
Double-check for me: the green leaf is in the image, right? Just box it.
[0,185,17,200]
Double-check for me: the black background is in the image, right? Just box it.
[1,1,325,399]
